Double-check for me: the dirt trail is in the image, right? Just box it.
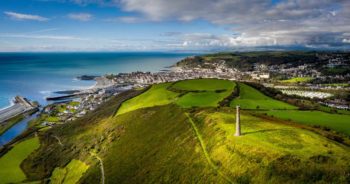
[52,135,63,147]
[186,113,234,184]
[91,153,105,184]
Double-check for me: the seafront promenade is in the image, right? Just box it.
[0,96,36,123]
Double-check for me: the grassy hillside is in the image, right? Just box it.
[262,110,350,135]
[172,78,234,91]
[20,104,350,183]
[2,79,350,183]
[0,136,40,184]
[230,83,297,110]
[176,91,229,108]
[51,159,89,184]
[117,83,178,115]
[118,79,235,112]
[191,109,350,183]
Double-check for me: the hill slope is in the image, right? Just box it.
[1,79,349,184]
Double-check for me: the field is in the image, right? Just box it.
[51,159,89,184]
[281,77,313,83]
[172,78,234,91]
[230,83,297,110]
[117,83,178,115]
[262,110,350,135]
[118,79,235,113]
[176,91,229,108]
[0,137,40,184]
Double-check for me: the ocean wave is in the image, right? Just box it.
[0,97,15,111]
[39,90,52,95]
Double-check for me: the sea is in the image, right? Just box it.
[0,52,191,109]
[0,52,191,145]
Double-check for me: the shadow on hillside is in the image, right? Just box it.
[243,128,290,135]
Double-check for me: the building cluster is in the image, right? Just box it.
[319,100,350,110]
[107,66,240,86]
[42,88,114,125]
[280,89,333,99]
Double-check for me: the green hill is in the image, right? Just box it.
[1,79,350,184]
[230,83,297,110]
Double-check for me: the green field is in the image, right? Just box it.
[321,83,350,87]
[262,110,350,135]
[230,83,297,110]
[281,77,313,83]
[0,137,40,184]
[172,78,234,91]
[117,83,179,115]
[51,159,89,184]
[118,79,235,113]
[176,91,229,108]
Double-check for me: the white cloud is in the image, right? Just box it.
[4,11,49,21]
[68,13,92,21]
[105,16,142,23]
[116,0,350,48]
[0,34,85,40]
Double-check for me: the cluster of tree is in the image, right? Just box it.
[219,84,240,107]
[175,56,204,68]
[176,51,325,72]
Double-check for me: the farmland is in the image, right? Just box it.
[0,137,40,184]
[117,83,178,115]
[50,159,89,184]
[118,79,235,113]
[230,83,297,110]
[171,78,234,91]
[262,110,350,135]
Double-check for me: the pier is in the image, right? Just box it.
[0,96,37,123]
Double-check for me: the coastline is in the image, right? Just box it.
[0,108,38,137]
[0,98,15,112]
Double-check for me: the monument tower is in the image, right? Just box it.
[235,105,241,136]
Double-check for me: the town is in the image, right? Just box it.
[10,52,348,130]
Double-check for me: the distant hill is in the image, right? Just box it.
[175,51,350,75]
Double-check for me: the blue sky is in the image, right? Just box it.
[1,0,349,51]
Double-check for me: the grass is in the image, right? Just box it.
[230,83,297,110]
[281,77,313,83]
[117,83,178,115]
[18,102,350,183]
[176,91,231,108]
[11,78,350,183]
[50,159,89,184]
[0,136,40,184]
[118,79,235,113]
[192,109,350,183]
[320,83,350,87]
[172,78,234,91]
[45,116,60,122]
[262,110,350,135]
[88,105,227,183]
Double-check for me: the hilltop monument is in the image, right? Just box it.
[235,105,241,136]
